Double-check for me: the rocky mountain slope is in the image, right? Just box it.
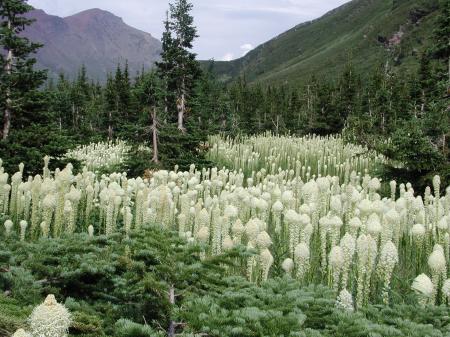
[24,8,162,80]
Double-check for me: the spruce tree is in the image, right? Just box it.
[114,63,131,118]
[120,61,131,116]
[105,73,117,139]
[432,0,450,64]
[114,64,123,118]
[337,62,358,129]
[424,0,450,163]
[157,11,177,118]
[0,0,46,140]
[50,74,72,131]
[69,65,89,129]
[165,0,200,132]
[136,72,163,163]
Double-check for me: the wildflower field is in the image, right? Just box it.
[1,135,449,337]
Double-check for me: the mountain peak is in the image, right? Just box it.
[65,8,123,24]
[80,8,108,14]
[24,8,162,81]
[29,8,47,16]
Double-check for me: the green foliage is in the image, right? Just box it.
[431,0,450,61]
[191,68,233,134]
[383,119,444,171]
[207,0,440,86]
[156,0,201,125]
[69,310,106,337]
[0,295,32,336]
[0,124,81,176]
[180,276,450,337]
[1,224,449,337]
[114,319,165,337]
[2,267,42,305]
[157,122,211,171]
[180,276,320,337]
[0,0,48,139]
[0,225,236,336]
[122,146,155,176]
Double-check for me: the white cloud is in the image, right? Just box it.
[240,43,253,56]
[221,52,235,61]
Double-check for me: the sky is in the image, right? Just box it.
[27,0,351,61]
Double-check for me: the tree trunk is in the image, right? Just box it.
[177,96,184,131]
[2,20,13,141]
[420,90,425,116]
[3,89,12,141]
[274,115,279,135]
[164,94,168,115]
[442,134,447,157]
[72,103,76,128]
[108,110,113,140]
[151,106,159,163]
[221,111,226,129]
[307,85,312,128]
[177,76,187,132]
[168,285,175,337]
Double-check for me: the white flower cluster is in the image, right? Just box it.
[442,279,450,303]
[207,133,386,181]
[12,329,31,337]
[336,289,354,312]
[12,294,71,337]
[63,140,150,171]
[411,274,434,307]
[0,159,154,239]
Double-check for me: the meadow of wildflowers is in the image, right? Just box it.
[2,135,449,317]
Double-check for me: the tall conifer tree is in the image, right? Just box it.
[157,11,176,118]
[158,0,200,132]
[105,73,117,139]
[0,0,46,140]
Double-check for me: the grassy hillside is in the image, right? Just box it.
[206,0,440,85]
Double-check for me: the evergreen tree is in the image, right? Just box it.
[114,64,123,118]
[285,90,300,132]
[314,81,339,135]
[303,75,319,131]
[69,65,90,129]
[336,62,358,130]
[105,73,117,139]
[85,81,104,133]
[136,72,163,163]
[157,11,177,119]
[429,0,450,160]
[122,61,131,115]
[192,68,228,133]
[0,0,46,140]
[167,0,200,132]
[114,63,131,118]
[432,0,450,64]
[230,77,255,134]
[418,52,436,110]
[49,74,72,131]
